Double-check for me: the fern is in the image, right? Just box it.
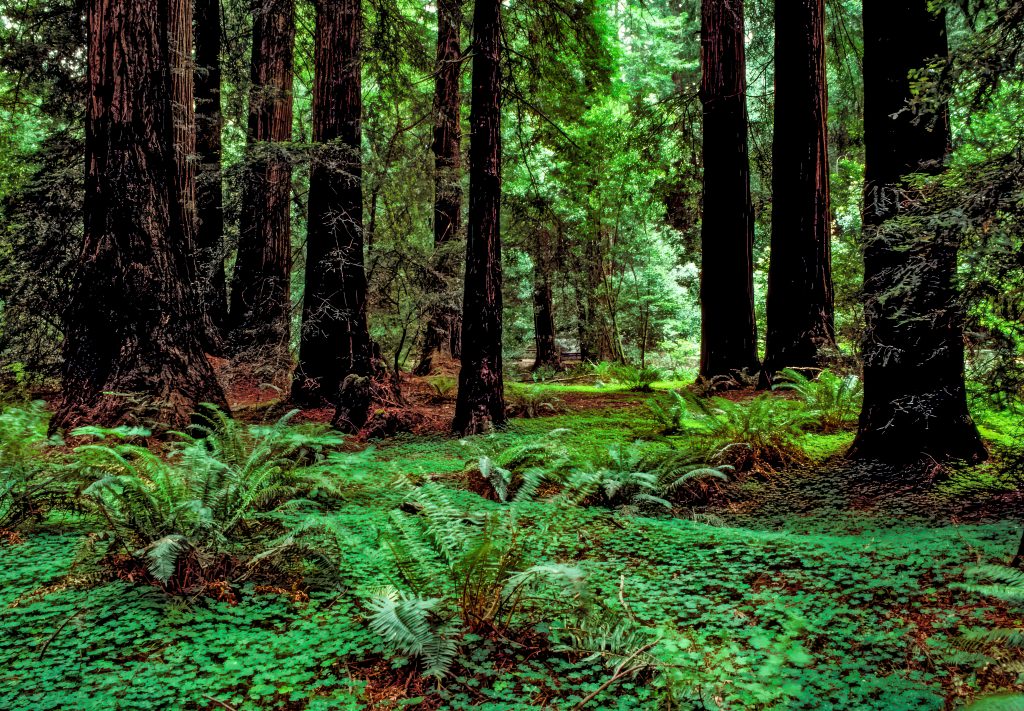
[952,564,1024,682]
[0,402,74,531]
[648,389,688,435]
[609,364,662,392]
[773,368,863,432]
[367,587,460,678]
[467,429,575,502]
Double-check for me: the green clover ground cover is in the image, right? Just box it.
[0,393,1021,710]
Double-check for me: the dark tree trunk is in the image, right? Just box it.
[293,0,370,418]
[761,0,835,383]
[452,0,505,434]
[52,0,227,432]
[194,0,229,339]
[229,0,295,373]
[415,0,464,376]
[170,0,196,262]
[849,0,986,463]
[532,228,560,371]
[698,0,760,382]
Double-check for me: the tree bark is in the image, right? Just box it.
[452,0,505,434]
[698,0,760,382]
[532,228,560,371]
[849,0,986,463]
[170,0,196,269]
[293,0,370,417]
[194,0,229,339]
[761,0,835,383]
[415,0,464,376]
[229,0,295,374]
[52,0,227,432]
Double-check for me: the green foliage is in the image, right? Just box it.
[466,428,574,502]
[70,408,362,588]
[647,389,689,435]
[774,368,863,433]
[0,401,71,531]
[610,364,663,392]
[679,391,810,473]
[952,564,1024,677]
[426,375,457,401]
[505,382,566,419]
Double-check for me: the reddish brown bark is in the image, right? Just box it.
[698,0,759,382]
[532,228,560,371]
[415,0,464,376]
[229,0,295,372]
[52,0,226,432]
[849,0,985,463]
[452,0,505,434]
[292,0,370,418]
[194,0,229,338]
[761,0,835,382]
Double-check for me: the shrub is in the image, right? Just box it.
[773,368,863,432]
[680,391,809,473]
[369,480,590,677]
[648,389,689,435]
[610,363,663,392]
[0,402,73,532]
[505,383,565,418]
[69,408,361,591]
[466,428,574,502]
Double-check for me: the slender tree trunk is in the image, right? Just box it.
[194,0,229,339]
[293,0,370,418]
[698,0,759,382]
[761,0,835,383]
[229,0,295,374]
[415,0,464,376]
[52,0,227,432]
[849,0,986,463]
[452,0,504,434]
[532,228,560,371]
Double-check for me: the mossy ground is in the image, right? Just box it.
[0,387,1020,710]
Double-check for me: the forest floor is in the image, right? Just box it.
[0,380,1022,710]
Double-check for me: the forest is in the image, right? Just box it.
[0,0,1023,708]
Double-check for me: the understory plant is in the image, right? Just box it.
[69,408,361,590]
[610,364,663,392]
[426,375,457,402]
[680,391,810,473]
[648,389,689,435]
[504,383,566,418]
[0,401,72,532]
[368,479,590,677]
[773,368,863,432]
[952,565,1024,685]
[466,428,575,502]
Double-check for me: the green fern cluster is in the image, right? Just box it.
[679,390,810,473]
[70,407,361,590]
[369,479,589,677]
[610,364,663,392]
[0,402,73,531]
[774,368,863,432]
[648,389,689,435]
[505,383,565,418]
[467,428,575,502]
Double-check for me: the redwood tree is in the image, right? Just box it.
[532,227,560,371]
[229,0,295,369]
[761,0,835,381]
[850,0,986,462]
[453,0,505,434]
[415,0,464,376]
[292,0,370,416]
[698,0,759,382]
[194,0,229,337]
[52,0,226,432]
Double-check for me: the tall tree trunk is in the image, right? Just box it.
[452,0,504,434]
[194,0,229,339]
[698,0,759,382]
[170,0,196,266]
[293,0,370,418]
[532,228,560,371]
[415,0,464,376]
[849,0,986,463]
[229,0,295,375]
[52,0,227,432]
[761,0,835,383]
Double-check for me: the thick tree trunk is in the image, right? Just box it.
[698,0,760,382]
[761,0,835,383]
[229,0,295,374]
[452,0,505,434]
[415,0,464,376]
[849,0,986,463]
[532,228,560,371]
[52,0,226,432]
[194,0,229,339]
[293,0,370,417]
[170,0,196,262]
